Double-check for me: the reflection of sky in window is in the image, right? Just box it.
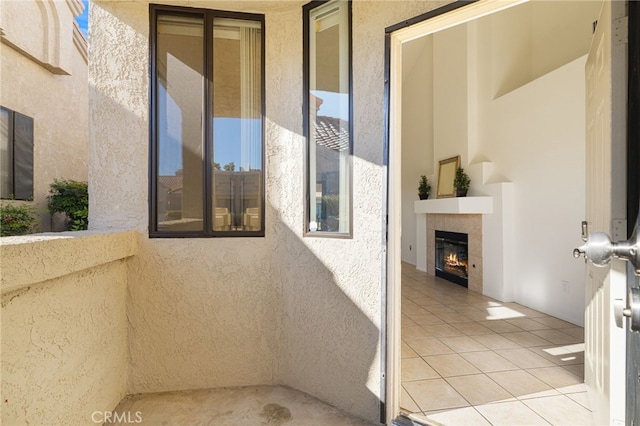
[214,118,240,168]
[214,118,262,171]
[158,87,262,175]
[312,90,348,120]
[158,86,182,175]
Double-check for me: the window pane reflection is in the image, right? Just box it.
[307,1,350,234]
[212,18,262,232]
[0,108,11,199]
[156,15,204,232]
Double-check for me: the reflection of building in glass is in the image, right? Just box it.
[157,172,183,221]
[153,13,263,234]
[157,169,261,231]
[313,113,349,232]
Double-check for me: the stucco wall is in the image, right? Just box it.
[0,0,83,74]
[89,0,452,422]
[0,231,136,424]
[0,1,88,232]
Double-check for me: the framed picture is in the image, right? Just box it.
[437,155,460,198]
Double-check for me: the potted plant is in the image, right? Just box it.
[418,175,431,200]
[454,167,471,197]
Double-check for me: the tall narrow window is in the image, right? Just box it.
[151,6,264,237]
[304,0,351,236]
[1,106,34,200]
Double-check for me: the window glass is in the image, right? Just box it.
[156,15,204,232]
[0,107,33,200]
[151,7,264,237]
[212,18,262,232]
[13,112,34,200]
[0,108,11,199]
[306,0,351,234]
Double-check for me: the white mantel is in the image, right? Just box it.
[414,196,493,215]
[412,163,515,303]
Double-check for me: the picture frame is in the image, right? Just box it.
[436,155,460,198]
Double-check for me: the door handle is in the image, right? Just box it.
[614,288,640,332]
[573,225,640,276]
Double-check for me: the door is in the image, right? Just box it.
[584,2,616,422]
[625,2,640,423]
[626,233,640,425]
[580,1,640,424]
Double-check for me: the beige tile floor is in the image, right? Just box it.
[401,263,592,426]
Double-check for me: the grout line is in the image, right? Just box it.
[400,383,425,415]
[400,265,590,424]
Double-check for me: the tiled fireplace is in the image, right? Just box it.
[427,214,483,293]
[435,230,469,287]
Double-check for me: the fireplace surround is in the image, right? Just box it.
[426,213,483,293]
[435,230,469,287]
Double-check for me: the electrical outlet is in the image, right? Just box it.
[561,280,570,293]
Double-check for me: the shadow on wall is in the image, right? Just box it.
[123,205,381,422]
[270,202,381,419]
[88,2,382,423]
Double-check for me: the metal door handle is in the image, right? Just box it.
[573,225,640,275]
[614,288,640,332]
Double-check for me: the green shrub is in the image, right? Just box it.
[47,179,89,231]
[0,203,39,236]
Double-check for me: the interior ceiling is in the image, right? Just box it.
[402,0,601,79]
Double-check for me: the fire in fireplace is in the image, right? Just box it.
[435,230,469,287]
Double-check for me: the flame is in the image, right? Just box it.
[445,253,461,266]
[444,253,468,275]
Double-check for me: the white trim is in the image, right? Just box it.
[386,30,403,425]
[414,197,493,215]
[392,0,527,44]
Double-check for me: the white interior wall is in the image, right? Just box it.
[479,56,587,325]
[487,3,533,99]
[401,36,433,265]
[433,25,469,167]
[475,1,597,325]
[484,1,601,100]
[531,1,603,80]
[400,1,598,325]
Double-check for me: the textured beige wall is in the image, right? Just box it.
[0,0,83,74]
[0,3,88,231]
[1,231,136,425]
[126,236,281,392]
[89,1,451,422]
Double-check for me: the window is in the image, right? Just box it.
[304,0,352,236]
[1,106,34,200]
[150,6,264,237]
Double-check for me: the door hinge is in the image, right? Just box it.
[613,219,627,242]
[614,16,628,45]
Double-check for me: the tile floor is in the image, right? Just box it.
[401,263,592,426]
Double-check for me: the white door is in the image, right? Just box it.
[625,225,640,424]
[582,1,628,424]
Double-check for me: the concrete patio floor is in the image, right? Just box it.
[110,385,376,425]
